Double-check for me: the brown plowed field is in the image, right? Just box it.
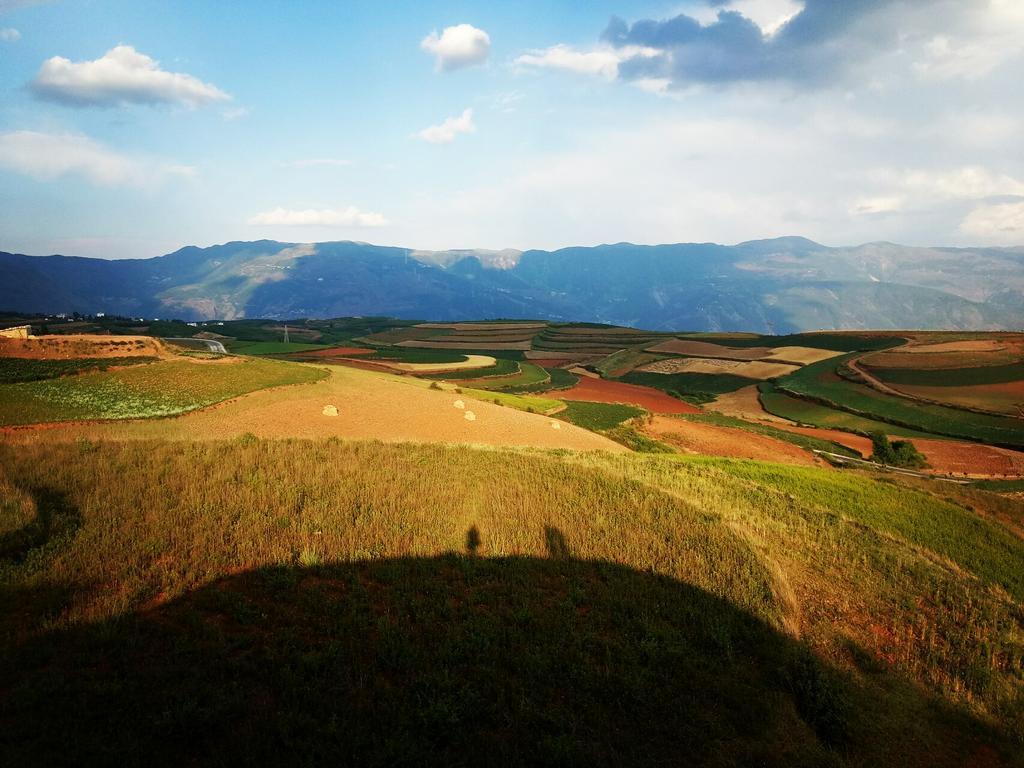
[556,377,701,414]
[2,365,625,453]
[415,322,546,331]
[0,334,168,359]
[709,386,793,423]
[885,381,1024,416]
[643,416,816,466]
[637,357,799,380]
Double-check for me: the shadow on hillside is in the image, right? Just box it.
[0,484,80,564]
[0,526,1014,767]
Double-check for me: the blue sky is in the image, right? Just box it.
[1,0,1023,258]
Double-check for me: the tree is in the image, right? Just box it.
[869,431,927,469]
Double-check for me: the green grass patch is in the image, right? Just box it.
[462,389,562,414]
[456,362,550,391]
[0,356,157,384]
[679,333,902,352]
[0,358,325,425]
[864,362,1024,387]
[969,479,1024,493]
[555,401,644,431]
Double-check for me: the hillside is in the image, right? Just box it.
[2,440,1023,766]
[2,238,1023,331]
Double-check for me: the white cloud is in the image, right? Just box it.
[961,201,1024,244]
[514,44,660,81]
[851,196,904,216]
[416,108,475,144]
[282,158,351,169]
[421,24,490,71]
[32,44,230,107]
[0,27,19,41]
[0,130,195,186]
[247,206,387,227]
[899,166,1024,201]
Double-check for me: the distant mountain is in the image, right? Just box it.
[2,237,1023,332]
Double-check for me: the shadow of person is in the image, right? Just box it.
[0,539,1014,767]
[465,525,481,555]
[0,484,81,564]
[544,525,570,560]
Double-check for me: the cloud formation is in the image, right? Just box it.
[416,108,475,144]
[247,207,387,227]
[0,130,195,186]
[31,45,230,107]
[421,24,490,71]
[517,1,1021,92]
[961,201,1024,244]
[0,27,18,41]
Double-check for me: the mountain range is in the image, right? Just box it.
[2,237,1023,332]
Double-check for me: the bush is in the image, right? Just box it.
[869,432,927,469]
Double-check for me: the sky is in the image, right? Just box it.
[0,0,1022,259]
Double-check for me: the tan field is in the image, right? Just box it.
[2,364,624,453]
[902,340,1007,354]
[766,346,844,365]
[645,339,770,359]
[637,357,799,380]
[0,333,169,359]
[414,322,547,331]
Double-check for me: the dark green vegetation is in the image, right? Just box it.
[622,370,756,403]
[682,333,901,353]
[555,401,645,431]
[0,358,325,425]
[0,355,156,383]
[865,362,1024,387]
[5,236,1024,331]
[869,432,928,469]
[1,440,1021,765]
[772,355,1024,448]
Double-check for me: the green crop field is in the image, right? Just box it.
[864,362,1024,387]
[462,388,563,414]
[776,356,1024,447]
[679,333,902,352]
[0,440,1021,764]
[423,356,520,380]
[231,341,331,355]
[456,362,551,391]
[0,358,325,425]
[757,384,944,438]
[555,401,644,431]
[0,356,158,384]
[620,370,757,400]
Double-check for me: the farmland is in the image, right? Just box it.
[2,318,1024,764]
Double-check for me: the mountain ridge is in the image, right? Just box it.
[2,237,1023,332]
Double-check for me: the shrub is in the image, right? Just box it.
[869,432,927,469]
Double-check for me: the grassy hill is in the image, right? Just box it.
[1,439,1021,765]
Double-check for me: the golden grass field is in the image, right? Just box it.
[2,363,624,452]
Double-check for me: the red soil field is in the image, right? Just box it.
[772,423,1024,478]
[556,377,701,414]
[644,416,817,466]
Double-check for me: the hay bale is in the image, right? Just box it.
[322,405,339,416]
[551,421,561,430]
[464,411,476,422]
[453,400,465,410]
